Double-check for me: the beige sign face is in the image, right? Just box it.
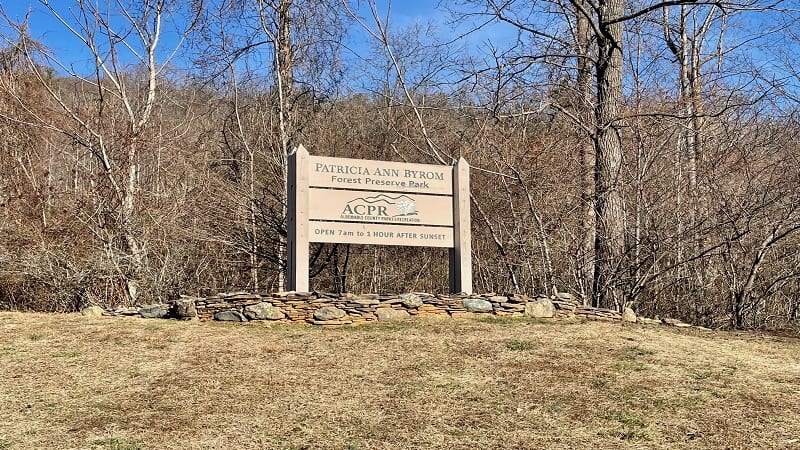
[309,155,452,195]
[309,188,454,227]
[288,146,471,293]
[310,221,453,247]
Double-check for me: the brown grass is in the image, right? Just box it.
[1,313,799,449]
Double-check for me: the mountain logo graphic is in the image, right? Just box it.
[341,194,418,218]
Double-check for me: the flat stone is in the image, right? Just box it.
[525,298,555,318]
[375,308,410,321]
[621,307,637,323]
[352,297,380,306]
[120,307,140,316]
[399,293,423,308]
[226,293,260,300]
[462,298,493,313]
[586,315,615,322]
[139,304,168,319]
[81,306,104,317]
[555,292,576,301]
[244,302,286,320]
[213,310,247,322]
[552,300,576,311]
[171,297,198,320]
[488,296,508,303]
[500,302,525,308]
[313,306,346,321]
[106,306,135,316]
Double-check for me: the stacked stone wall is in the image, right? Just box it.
[192,292,554,325]
[96,291,705,330]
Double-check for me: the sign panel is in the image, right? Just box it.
[287,145,472,294]
[308,188,453,227]
[310,222,454,247]
[309,155,452,195]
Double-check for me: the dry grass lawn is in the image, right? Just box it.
[1,312,799,449]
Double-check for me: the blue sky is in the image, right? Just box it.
[0,1,515,75]
[1,1,793,111]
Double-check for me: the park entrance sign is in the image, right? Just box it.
[287,145,472,294]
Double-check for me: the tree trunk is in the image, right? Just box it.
[122,147,142,303]
[593,0,626,309]
[575,0,595,304]
[273,0,296,290]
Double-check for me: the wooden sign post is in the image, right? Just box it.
[287,145,472,293]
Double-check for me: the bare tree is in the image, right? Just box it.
[2,0,197,303]
[194,0,346,291]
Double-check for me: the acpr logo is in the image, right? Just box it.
[340,194,420,223]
